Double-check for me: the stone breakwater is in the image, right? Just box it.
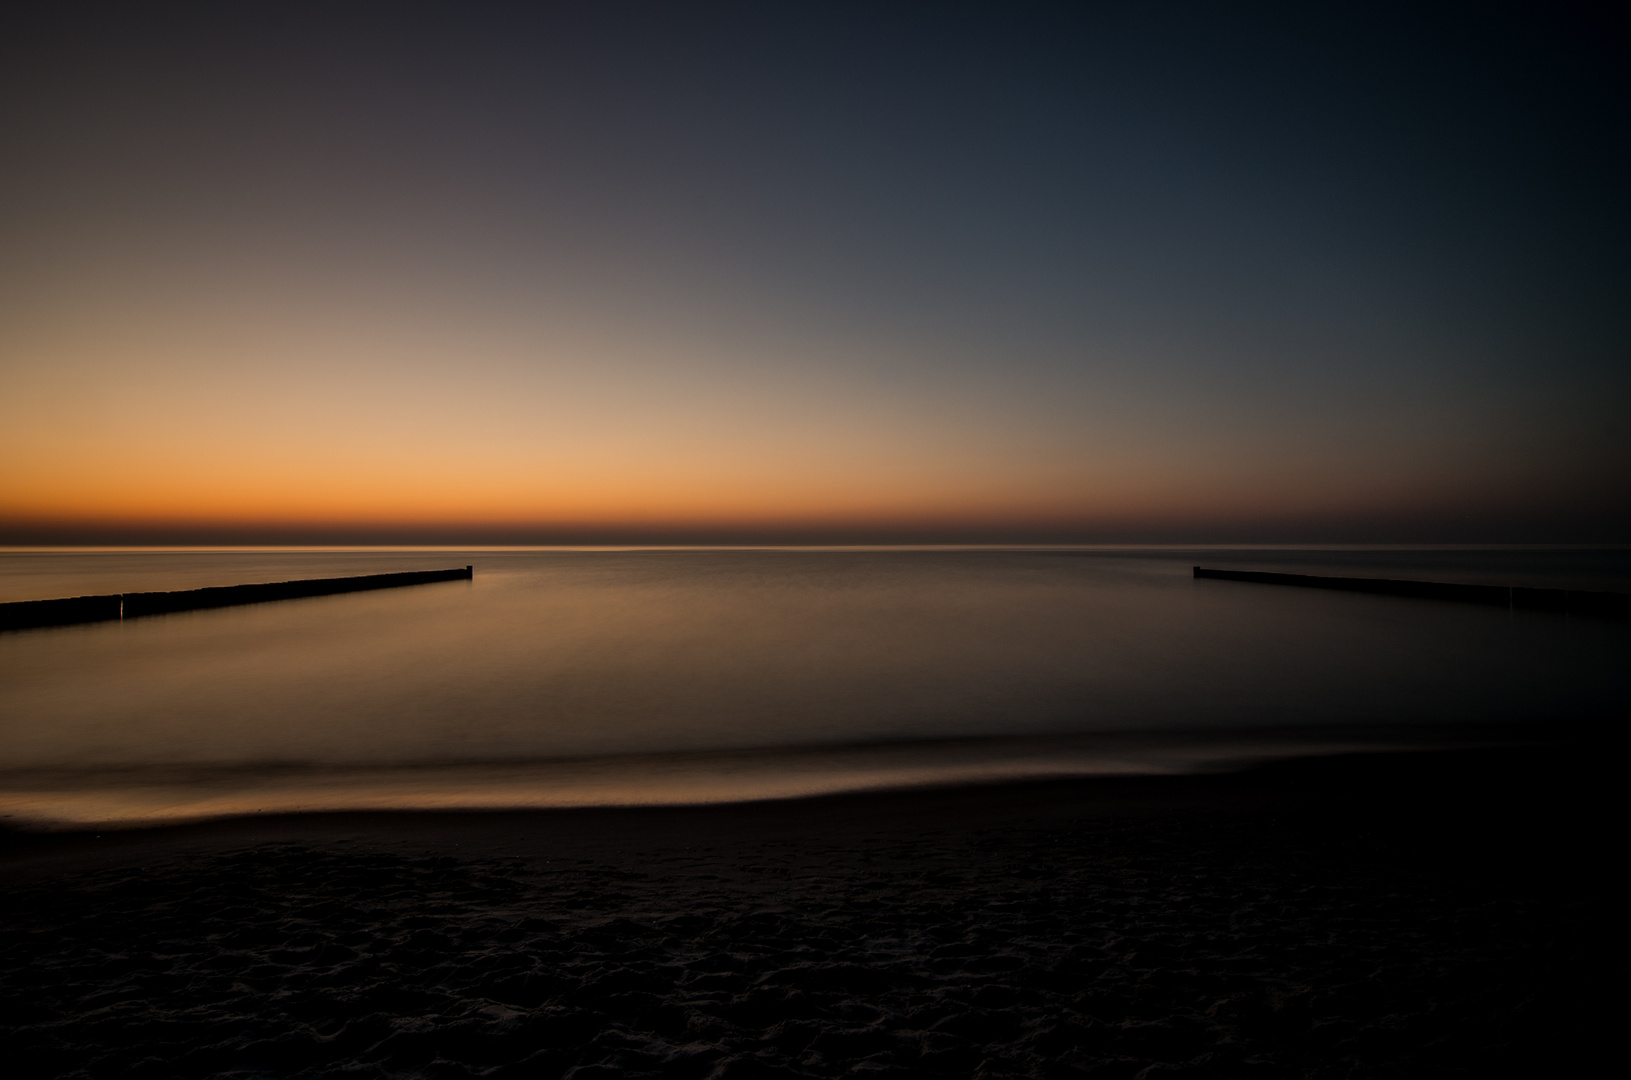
[1193,566,1631,619]
[0,567,473,632]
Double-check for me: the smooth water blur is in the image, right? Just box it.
[0,547,1625,826]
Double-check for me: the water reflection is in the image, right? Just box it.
[0,548,1625,825]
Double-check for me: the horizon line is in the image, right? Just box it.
[5,542,1631,554]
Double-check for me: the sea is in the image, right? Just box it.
[1,546,1626,828]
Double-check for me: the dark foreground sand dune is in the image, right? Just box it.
[0,745,1604,1079]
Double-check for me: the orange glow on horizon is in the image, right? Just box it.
[2,244,1619,543]
[2,413,1462,536]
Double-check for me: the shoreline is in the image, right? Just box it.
[0,737,1603,874]
[0,720,1565,835]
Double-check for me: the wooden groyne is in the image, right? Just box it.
[0,566,473,632]
[1193,566,1631,619]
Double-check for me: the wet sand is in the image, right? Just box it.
[0,744,1604,1079]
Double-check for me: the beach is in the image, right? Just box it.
[0,742,1601,1079]
[5,0,1626,1071]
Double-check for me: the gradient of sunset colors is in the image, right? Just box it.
[2,2,1627,544]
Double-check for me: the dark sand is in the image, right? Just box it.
[0,744,1606,1079]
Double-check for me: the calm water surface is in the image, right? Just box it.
[1,547,1625,826]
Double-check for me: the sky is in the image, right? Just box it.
[1,1,1626,544]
